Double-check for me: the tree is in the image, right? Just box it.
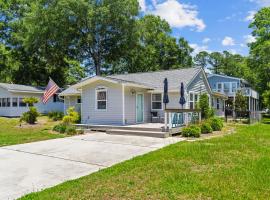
[234,91,247,118]
[208,52,223,74]
[198,93,210,119]
[178,37,194,68]
[249,7,270,94]
[262,83,270,109]
[20,97,39,124]
[194,51,209,68]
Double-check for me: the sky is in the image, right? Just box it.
[138,0,269,55]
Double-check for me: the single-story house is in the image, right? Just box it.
[0,83,64,117]
[60,67,227,126]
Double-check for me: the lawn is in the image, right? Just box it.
[0,116,65,147]
[21,123,270,200]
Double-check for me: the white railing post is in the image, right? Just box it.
[164,111,168,131]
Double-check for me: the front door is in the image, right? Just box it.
[136,94,144,123]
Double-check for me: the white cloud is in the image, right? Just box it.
[190,43,210,55]
[202,38,211,44]
[244,34,256,44]
[250,0,270,6]
[222,36,235,46]
[139,0,146,12]
[245,10,256,22]
[149,0,206,32]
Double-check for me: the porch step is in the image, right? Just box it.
[107,129,170,138]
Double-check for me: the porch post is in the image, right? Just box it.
[164,111,168,131]
[122,84,125,125]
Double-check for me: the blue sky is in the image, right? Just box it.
[139,0,269,55]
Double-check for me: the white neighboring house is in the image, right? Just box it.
[0,83,64,117]
[60,67,227,126]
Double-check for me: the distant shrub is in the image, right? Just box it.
[208,117,223,131]
[20,107,39,124]
[53,123,67,133]
[48,111,64,121]
[200,122,213,134]
[65,126,77,135]
[182,125,201,138]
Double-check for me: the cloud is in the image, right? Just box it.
[190,43,210,55]
[139,0,146,12]
[149,0,206,32]
[249,0,270,6]
[222,36,235,46]
[202,38,211,44]
[245,10,256,22]
[244,34,256,44]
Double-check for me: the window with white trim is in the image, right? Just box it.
[231,82,237,92]
[217,83,222,92]
[217,98,220,109]
[151,93,162,110]
[96,88,107,110]
[189,92,199,109]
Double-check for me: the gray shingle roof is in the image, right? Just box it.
[108,67,201,90]
[0,83,45,93]
[59,86,80,96]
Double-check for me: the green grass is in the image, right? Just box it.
[0,116,65,147]
[21,123,270,200]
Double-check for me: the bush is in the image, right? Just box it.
[200,122,213,134]
[198,93,210,119]
[65,126,77,135]
[20,107,39,124]
[62,116,74,125]
[182,125,201,138]
[53,123,67,133]
[208,117,223,131]
[48,111,64,121]
[63,107,80,125]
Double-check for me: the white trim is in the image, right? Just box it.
[122,84,125,125]
[188,91,200,109]
[151,92,163,111]
[95,86,108,111]
[136,93,144,123]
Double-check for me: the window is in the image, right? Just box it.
[224,83,230,93]
[19,98,27,107]
[77,97,81,104]
[12,98,18,107]
[217,83,222,92]
[96,88,107,110]
[189,92,199,109]
[217,98,220,110]
[151,93,162,110]
[2,98,6,107]
[232,82,237,92]
[7,98,10,107]
[53,94,63,102]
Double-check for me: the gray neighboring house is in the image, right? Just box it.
[60,67,226,125]
[208,74,260,116]
[0,83,64,117]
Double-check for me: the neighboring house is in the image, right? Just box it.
[60,67,226,125]
[208,74,260,116]
[0,83,64,117]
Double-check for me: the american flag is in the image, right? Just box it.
[42,78,60,104]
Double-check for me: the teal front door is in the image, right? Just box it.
[136,94,144,123]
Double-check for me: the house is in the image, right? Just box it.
[60,67,226,127]
[207,74,260,116]
[0,83,64,117]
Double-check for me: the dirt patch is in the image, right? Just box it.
[15,118,48,129]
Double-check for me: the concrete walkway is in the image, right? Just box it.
[0,132,184,200]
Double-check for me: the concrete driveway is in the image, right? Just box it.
[0,132,183,200]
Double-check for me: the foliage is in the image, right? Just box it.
[48,111,64,121]
[208,117,223,131]
[182,125,201,138]
[200,122,213,134]
[194,51,209,68]
[65,126,77,135]
[53,123,67,134]
[234,90,247,113]
[198,93,210,119]
[23,97,39,107]
[62,107,80,125]
[262,83,270,109]
[20,107,39,124]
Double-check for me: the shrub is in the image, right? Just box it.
[48,111,64,121]
[53,123,67,133]
[62,107,80,125]
[182,125,201,138]
[62,116,74,125]
[198,93,210,119]
[200,122,213,134]
[20,107,39,124]
[23,97,39,106]
[65,126,77,135]
[208,117,223,131]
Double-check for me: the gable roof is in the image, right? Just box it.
[207,73,250,85]
[0,83,45,93]
[60,67,203,96]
